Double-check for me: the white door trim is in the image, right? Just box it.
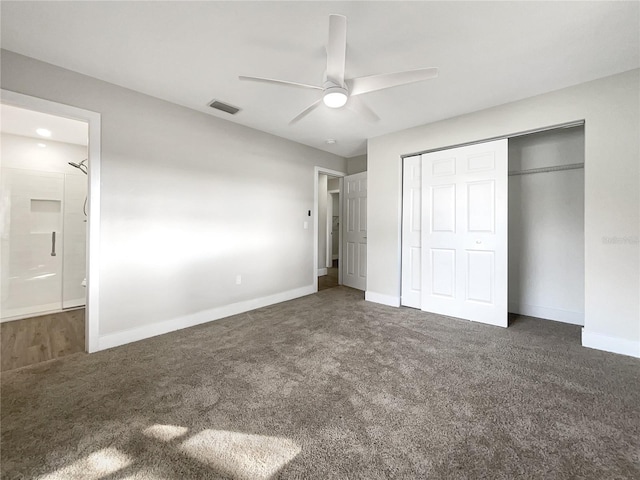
[401,121,585,159]
[1,89,102,353]
[313,166,346,292]
[328,189,340,264]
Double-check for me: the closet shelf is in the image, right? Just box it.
[509,163,584,176]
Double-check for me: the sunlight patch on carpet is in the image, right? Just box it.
[179,429,300,479]
[37,447,132,480]
[143,424,189,441]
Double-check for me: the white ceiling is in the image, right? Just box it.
[1,1,638,157]
[1,104,88,146]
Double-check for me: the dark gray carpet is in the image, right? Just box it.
[2,287,639,479]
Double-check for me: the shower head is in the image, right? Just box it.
[68,159,88,175]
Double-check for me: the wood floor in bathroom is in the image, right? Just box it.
[1,308,85,372]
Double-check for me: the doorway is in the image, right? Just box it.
[316,171,343,291]
[400,124,585,328]
[0,105,88,370]
[1,89,102,365]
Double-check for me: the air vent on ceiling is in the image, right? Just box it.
[208,100,240,115]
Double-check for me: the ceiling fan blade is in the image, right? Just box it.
[289,99,322,125]
[326,14,347,86]
[346,67,439,96]
[239,75,322,90]
[347,97,380,123]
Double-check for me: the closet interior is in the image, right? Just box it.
[508,125,585,325]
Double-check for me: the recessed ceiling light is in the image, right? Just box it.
[325,139,336,145]
[37,143,47,148]
[36,128,52,137]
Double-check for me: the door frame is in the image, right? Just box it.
[1,89,102,353]
[327,189,340,266]
[313,166,346,292]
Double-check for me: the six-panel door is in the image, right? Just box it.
[342,172,367,291]
[420,139,508,327]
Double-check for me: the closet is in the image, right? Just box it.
[401,125,585,327]
[507,126,584,324]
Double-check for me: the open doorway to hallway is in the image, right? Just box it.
[317,173,342,292]
[319,188,340,291]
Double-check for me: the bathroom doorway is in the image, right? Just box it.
[0,104,89,370]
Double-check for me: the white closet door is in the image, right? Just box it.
[342,172,367,291]
[421,139,508,327]
[401,155,422,308]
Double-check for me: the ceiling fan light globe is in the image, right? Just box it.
[323,87,348,108]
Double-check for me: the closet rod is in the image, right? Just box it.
[508,163,584,176]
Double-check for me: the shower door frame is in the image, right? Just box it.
[1,89,102,353]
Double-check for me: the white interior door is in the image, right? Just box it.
[342,172,367,290]
[401,155,422,308]
[421,139,508,327]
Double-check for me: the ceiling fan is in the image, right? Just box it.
[239,14,438,124]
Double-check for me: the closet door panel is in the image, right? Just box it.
[401,156,422,308]
[431,184,456,233]
[421,139,508,327]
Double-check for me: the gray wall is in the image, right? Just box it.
[1,50,346,344]
[347,155,367,174]
[368,69,639,356]
[508,127,585,325]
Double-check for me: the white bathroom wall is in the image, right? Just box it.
[508,127,585,324]
[1,133,88,320]
[367,69,639,357]
[1,133,87,174]
[1,50,346,347]
[63,173,88,308]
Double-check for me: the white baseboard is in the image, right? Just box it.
[582,329,640,358]
[1,302,62,323]
[508,302,584,326]
[365,291,400,307]
[317,268,328,276]
[98,284,316,351]
[63,298,86,310]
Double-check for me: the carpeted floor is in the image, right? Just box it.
[1,287,639,479]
